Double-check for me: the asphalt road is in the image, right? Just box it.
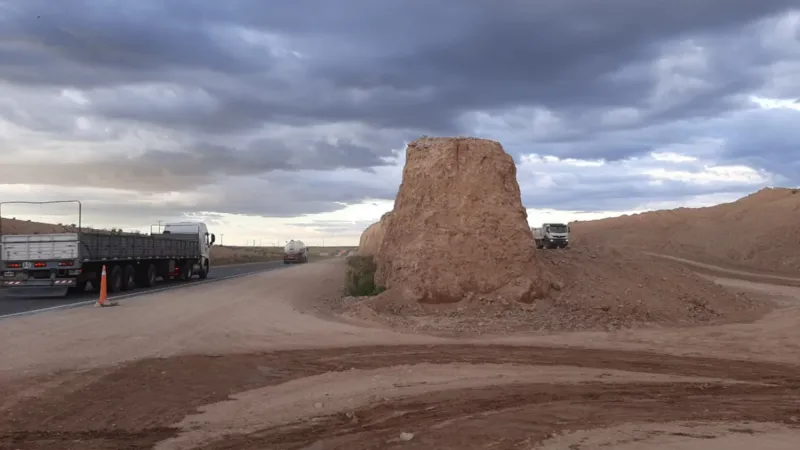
[0,260,288,318]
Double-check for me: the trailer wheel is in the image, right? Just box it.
[138,264,157,287]
[109,265,123,293]
[122,265,136,291]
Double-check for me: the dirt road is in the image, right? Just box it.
[1,258,800,449]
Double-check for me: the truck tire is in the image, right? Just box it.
[68,280,87,294]
[140,264,157,287]
[122,265,136,291]
[198,260,209,279]
[180,261,193,281]
[109,265,123,293]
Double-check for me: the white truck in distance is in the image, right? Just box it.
[532,223,570,249]
[283,239,308,264]
[0,201,216,296]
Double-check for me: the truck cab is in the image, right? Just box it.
[162,222,215,256]
[532,223,570,249]
[162,222,216,273]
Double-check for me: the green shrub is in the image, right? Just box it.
[345,255,385,296]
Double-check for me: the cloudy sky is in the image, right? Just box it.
[1,0,798,246]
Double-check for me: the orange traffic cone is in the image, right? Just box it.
[94,265,118,307]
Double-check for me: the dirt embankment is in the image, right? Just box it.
[356,211,392,257]
[571,187,800,275]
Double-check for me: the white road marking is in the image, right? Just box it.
[0,267,278,320]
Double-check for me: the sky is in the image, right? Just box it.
[0,0,798,246]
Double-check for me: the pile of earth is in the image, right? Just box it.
[336,245,769,336]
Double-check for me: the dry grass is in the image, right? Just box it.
[343,255,385,296]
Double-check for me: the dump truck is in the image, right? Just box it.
[532,223,570,249]
[0,201,215,296]
[283,239,308,264]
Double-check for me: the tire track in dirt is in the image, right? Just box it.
[3,345,800,449]
[646,252,800,287]
[207,382,800,450]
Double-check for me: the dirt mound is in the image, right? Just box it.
[356,212,392,257]
[572,187,800,275]
[532,247,768,329]
[373,137,552,304]
[335,246,768,335]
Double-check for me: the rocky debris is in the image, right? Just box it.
[372,137,552,306]
[333,246,769,336]
[571,187,800,275]
[399,432,415,441]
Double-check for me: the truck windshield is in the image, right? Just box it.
[548,225,568,233]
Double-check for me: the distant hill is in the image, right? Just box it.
[570,187,800,275]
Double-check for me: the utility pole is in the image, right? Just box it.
[157,220,163,233]
[220,234,224,246]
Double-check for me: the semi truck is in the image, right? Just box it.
[0,201,215,296]
[532,223,570,249]
[283,239,308,264]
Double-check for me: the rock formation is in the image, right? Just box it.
[356,211,393,257]
[371,137,551,304]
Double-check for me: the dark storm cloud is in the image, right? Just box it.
[1,0,795,133]
[0,139,395,193]
[0,0,798,218]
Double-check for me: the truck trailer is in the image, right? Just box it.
[0,201,215,296]
[532,223,570,249]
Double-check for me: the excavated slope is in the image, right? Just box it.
[571,187,800,275]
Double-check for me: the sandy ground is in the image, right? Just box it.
[536,422,800,449]
[2,258,800,449]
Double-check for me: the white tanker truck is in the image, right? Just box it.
[283,239,309,264]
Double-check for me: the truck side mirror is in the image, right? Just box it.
[210,234,216,245]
